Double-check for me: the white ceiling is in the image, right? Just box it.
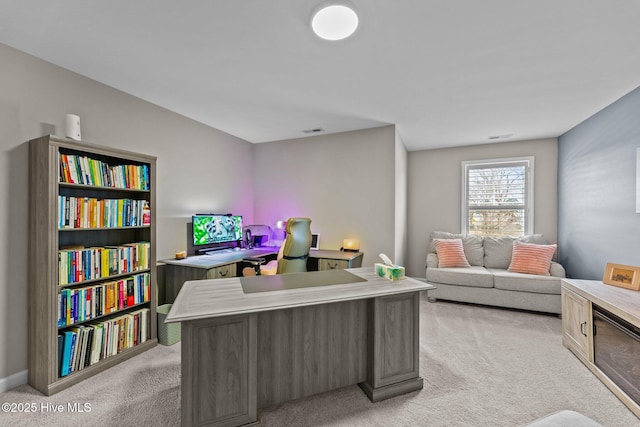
[1,1,639,151]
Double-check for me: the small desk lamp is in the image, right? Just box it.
[341,238,360,252]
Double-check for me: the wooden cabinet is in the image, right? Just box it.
[561,286,592,362]
[207,263,237,279]
[318,259,349,270]
[562,279,640,418]
[28,135,157,395]
[313,250,363,271]
[164,263,238,302]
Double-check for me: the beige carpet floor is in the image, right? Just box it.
[2,297,639,426]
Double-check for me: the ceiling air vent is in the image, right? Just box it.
[488,134,513,140]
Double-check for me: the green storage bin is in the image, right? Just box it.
[157,304,180,346]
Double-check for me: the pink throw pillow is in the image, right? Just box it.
[433,238,470,268]
[508,240,557,276]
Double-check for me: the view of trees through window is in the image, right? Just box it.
[465,161,529,237]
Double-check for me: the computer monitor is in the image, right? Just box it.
[310,233,319,250]
[192,214,243,246]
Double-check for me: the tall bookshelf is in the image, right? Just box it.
[28,135,158,395]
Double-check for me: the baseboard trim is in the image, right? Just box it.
[0,370,28,393]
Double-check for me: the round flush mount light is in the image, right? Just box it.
[311,4,359,41]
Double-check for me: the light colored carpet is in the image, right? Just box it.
[2,297,638,426]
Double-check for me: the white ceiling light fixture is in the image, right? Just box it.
[311,3,359,41]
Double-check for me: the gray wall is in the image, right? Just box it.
[395,131,408,266]
[0,43,254,382]
[252,126,398,267]
[406,138,559,278]
[558,86,640,280]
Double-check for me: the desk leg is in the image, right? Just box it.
[359,292,423,402]
[181,314,259,427]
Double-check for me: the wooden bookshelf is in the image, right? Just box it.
[28,135,157,395]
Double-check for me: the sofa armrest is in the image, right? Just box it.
[550,261,566,278]
[426,253,439,269]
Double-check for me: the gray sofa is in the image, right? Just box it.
[426,231,565,314]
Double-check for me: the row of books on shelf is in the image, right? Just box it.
[59,242,150,285]
[58,308,150,377]
[58,272,151,327]
[58,195,150,229]
[59,152,150,190]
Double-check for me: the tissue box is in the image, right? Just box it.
[375,263,387,277]
[386,265,405,281]
[375,263,405,281]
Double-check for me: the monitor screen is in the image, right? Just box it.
[192,214,243,246]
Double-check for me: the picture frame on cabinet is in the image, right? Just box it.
[603,262,640,291]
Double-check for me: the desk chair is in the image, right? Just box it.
[243,218,312,276]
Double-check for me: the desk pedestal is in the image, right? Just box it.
[360,292,422,402]
[180,292,422,426]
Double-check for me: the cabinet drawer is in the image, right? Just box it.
[319,259,349,270]
[207,264,237,279]
[561,286,592,361]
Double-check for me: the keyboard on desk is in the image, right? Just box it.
[200,247,277,261]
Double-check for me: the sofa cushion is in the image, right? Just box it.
[433,238,470,268]
[427,266,494,288]
[484,235,557,268]
[518,233,557,262]
[483,236,514,269]
[518,234,549,245]
[508,241,557,276]
[429,231,484,266]
[489,269,562,294]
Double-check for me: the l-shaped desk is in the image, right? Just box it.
[166,267,434,427]
[161,248,364,304]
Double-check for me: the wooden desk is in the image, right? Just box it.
[166,267,433,427]
[161,249,364,303]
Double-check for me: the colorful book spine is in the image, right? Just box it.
[57,273,151,327]
[58,308,150,377]
[60,330,74,377]
[58,196,149,230]
[59,154,150,190]
[58,242,149,285]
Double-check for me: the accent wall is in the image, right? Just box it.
[558,86,640,279]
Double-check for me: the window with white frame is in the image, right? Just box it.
[462,157,533,237]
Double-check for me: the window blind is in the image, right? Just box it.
[463,158,532,237]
